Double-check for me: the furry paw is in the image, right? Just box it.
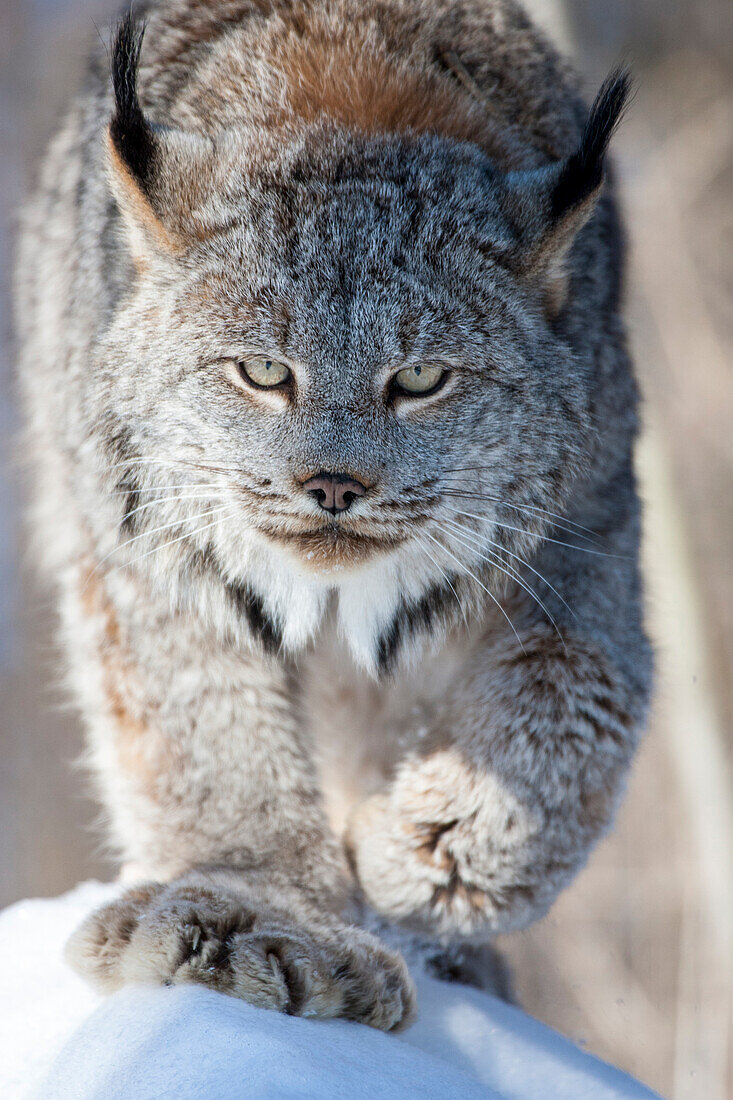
[347,752,544,939]
[65,881,415,1031]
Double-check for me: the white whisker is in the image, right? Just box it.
[412,535,467,625]
[439,473,601,540]
[98,456,253,478]
[422,530,526,654]
[119,493,228,527]
[433,519,566,650]
[440,488,600,545]
[440,512,577,621]
[84,504,234,589]
[111,483,224,495]
[445,506,628,559]
[105,508,239,577]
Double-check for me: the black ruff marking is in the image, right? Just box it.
[185,546,283,657]
[377,579,458,677]
[225,581,283,656]
[100,424,143,536]
[119,478,142,536]
[551,68,631,219]
[109,12,156,189]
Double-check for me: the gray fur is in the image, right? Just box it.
[15,0,651,1028]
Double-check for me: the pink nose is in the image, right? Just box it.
[303,473,367,514]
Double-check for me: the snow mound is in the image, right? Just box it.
[0,883,661,1099]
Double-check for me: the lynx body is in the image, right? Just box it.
[16,0,651,1028]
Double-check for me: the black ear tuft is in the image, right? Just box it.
[109,12,155,187]
[551,68,632,219]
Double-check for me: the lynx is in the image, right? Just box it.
[16,0,651,1029]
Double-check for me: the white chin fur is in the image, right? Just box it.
[245,539,330,653]
[246,536,443,674]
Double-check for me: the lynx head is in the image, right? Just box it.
[98,15,629,673]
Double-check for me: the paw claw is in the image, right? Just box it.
[66,883,414,1030]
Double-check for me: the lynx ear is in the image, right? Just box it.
[107,14,212,260]
[501,70,631,314]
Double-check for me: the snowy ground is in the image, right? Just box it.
[0,883,661,1099]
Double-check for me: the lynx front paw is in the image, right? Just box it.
[66,882,415,1031]
[347,753,544,940]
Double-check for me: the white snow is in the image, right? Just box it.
[0,883,662,1099]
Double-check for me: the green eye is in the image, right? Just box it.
[393,363,446,396]
[238,356,291,389]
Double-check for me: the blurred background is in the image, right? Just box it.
[1,1,731,1096]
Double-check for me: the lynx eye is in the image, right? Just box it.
[237,355,291,389]
[392,363,446,396]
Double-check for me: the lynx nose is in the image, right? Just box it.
[303,472,367,515]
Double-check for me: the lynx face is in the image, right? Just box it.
[97,22,624,670]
